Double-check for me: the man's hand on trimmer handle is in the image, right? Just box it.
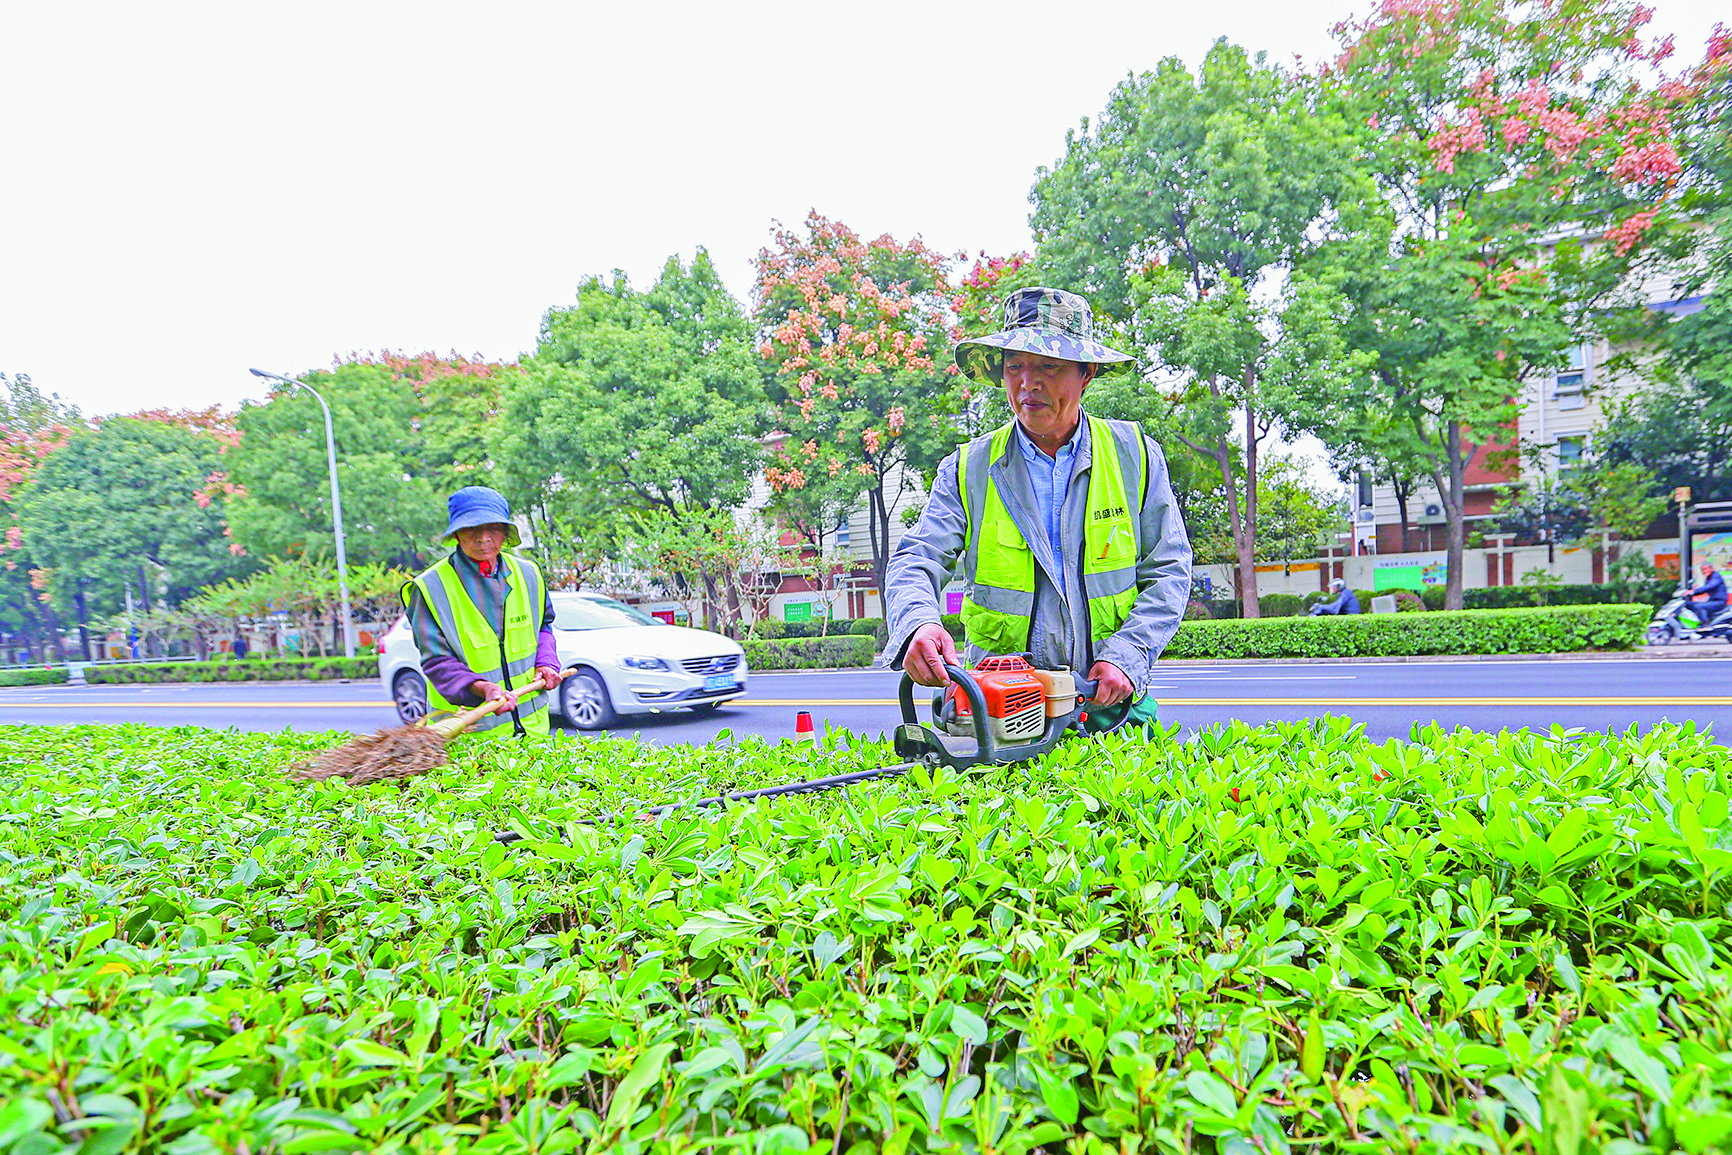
[903,622,959,687]
[1086,660,1133,707]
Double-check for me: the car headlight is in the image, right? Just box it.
[622,655,670,671]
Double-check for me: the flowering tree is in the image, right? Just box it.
[1314,0,1692,608]
[755,212,957,597]
[0,373,78,659]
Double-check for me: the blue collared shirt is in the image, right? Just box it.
[1013,420,1080,656]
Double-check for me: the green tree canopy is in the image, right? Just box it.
[225,363,441,567]
[494,250,767,611]
[15,413,251,627]
[1031,41,1366,615]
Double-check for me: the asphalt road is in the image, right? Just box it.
[0,658,1728,743]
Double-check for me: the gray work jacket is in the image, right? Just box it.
[885,415,1192,690]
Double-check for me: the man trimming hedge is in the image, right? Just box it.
[885,287,1192,729]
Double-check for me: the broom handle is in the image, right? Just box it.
[443,668,579,733]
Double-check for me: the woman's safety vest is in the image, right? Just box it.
[956,415,1147,656]
[404,553,549,739]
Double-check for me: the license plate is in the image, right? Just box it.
[704,673,736,691]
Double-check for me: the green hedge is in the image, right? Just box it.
[8,718,1732,1147]
[740,634,876,670]
[84,657,376,684]
[1164,603,1649,659]
[0,667,69,686]
[1420,579,1675,611]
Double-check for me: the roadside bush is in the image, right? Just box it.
[1257,592,1307,617]
[749,617,787,639]
[84,657,376,684]
[1183,599,1213,620]
[1393,589,1425,611]
[1164,603,1648,659]
[0,667,69,686]
[5,717,1729,1148]
[740,633,875,670]
[1418,580,1675,611]
[847,617,886,637]
[776,619,850,639]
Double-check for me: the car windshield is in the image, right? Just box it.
[551,595,663,630]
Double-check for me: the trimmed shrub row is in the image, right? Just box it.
[1163,603,1650,660]
[1424,578,1676,611]
[740,634,876,670]
[84,657,376,684]
[0,667,69,687]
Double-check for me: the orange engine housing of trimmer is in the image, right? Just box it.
[943,654,1048,743]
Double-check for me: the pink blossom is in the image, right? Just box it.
[828,457,842,477]
[862,428,882,455]
[3,526,19,551]
[1610,141,1681,185]
[1515,79,1550,120]
[1604,210,1658,256]
[229,542,247,556]
[886,405,906,435]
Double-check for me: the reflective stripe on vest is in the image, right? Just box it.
[404,554,549,739]
[956,415,1146,655]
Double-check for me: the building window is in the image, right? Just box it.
[1356,470,1373,508]
[1555,343,1588,409]
[1556,434,1586,475]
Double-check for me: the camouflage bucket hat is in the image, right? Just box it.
[954,286,1135,381]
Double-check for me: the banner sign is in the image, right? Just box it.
[1374,556,1447,590]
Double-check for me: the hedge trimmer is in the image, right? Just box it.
[494,653,1117,842]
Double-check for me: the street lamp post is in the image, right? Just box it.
[249,369,355,659]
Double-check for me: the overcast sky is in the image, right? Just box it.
[2,0,1722,418]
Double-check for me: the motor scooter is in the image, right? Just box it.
[1646,586,1732,645]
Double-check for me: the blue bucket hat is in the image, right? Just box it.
[441,486,521,547]
[954,286,1136,381]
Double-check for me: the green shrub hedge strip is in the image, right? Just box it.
[3,719,1729,1150]
[0,667,68,686]
[739,634,876,670]
[84,657,377,684]
[1165,604,1649,660]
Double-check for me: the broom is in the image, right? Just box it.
[290,670,574,786]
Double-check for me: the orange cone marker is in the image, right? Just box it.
[795,711,814,741]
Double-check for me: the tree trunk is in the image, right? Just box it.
[866,483,891,608]
[1393,484,1411,554]
[1441,421,1467,612]
[74,588,92,661]
[1216,437,1259,619]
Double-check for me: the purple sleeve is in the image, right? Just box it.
[422,653,484,706]
[535,628,559,670]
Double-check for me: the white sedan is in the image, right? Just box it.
[376,591,748,729]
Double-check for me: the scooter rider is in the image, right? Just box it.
[1308,578,1360,616]
[1690,560,1728,624]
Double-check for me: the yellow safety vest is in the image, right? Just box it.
[956,415,1147,656]
[403,553,549,739]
